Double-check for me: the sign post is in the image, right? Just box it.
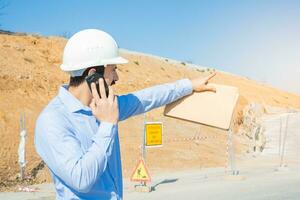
[131,115,163,192]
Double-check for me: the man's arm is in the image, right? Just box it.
[117,79,193,121]
[118,73,216,121]
[35,112,116,193]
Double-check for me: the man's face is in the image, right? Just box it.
[103,65,119,86]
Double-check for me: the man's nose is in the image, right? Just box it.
[114,72,119,81]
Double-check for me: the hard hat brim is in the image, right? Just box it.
[60,56,128,72]
[103,56,128,65]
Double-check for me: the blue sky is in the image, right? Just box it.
[1,0,300,95]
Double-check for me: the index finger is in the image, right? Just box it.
[91,82,101,102]
[204,72,216,82]
[108,85,114,102]
[98,78,107,99]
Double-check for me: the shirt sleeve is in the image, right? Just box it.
[34,112,116,193]
[118,79,193,121]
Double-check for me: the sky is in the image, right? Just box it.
[1,0,300,95]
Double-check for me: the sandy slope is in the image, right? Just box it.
[0,33,300,190]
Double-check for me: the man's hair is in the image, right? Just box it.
[69,66,104,87]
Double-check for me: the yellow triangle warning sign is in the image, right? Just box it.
[130,159,151,182]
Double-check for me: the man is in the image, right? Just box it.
[35,29,216,200]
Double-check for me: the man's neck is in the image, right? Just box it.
[68,84,90,107]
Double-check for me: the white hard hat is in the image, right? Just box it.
[60,29,128,77]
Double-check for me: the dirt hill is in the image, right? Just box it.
[1,33,300,190]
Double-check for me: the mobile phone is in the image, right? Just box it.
[85,72,109,98]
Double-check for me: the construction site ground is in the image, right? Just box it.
[1,112,299,199]
[1,154,299,200]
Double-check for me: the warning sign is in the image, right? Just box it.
[145,122,163,147]
[131,159,151,182]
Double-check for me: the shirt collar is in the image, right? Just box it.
[58,85,92,114]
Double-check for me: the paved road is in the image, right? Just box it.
[124,156,300,200]
[1,155,300,200]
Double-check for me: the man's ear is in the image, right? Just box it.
[87,68,97,76]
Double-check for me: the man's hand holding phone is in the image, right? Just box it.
[89,78,119,124]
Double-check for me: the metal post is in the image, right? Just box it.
[252,126,256,153]
[18,112,26,180]
[142,113,146,162]
[280,114,289,167]
[278,116,282,156]
[252,118,256,153]
[226,116,238,175]
[141,112,146,186]
[228,127,237,174]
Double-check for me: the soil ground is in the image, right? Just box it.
[1,33,300,191]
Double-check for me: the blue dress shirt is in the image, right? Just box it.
[35,79,192,199]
